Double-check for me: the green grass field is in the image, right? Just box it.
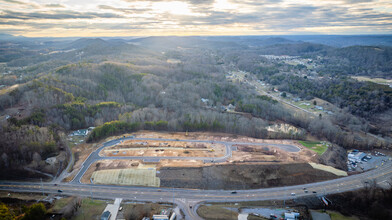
[91,168,160,187]
[298,103,312,109]
[352,76,392,85]
[299,141,328,155]
[72,198,107,220]
[327,211,359,220]
[122,203,172,219]
[51,197,74,212]
[197,205,238,220]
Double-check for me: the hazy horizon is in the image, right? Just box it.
[3,33,392,39]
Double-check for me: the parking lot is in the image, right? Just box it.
[348,151,391,172]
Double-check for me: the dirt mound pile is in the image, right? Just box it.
[158,163,338,190]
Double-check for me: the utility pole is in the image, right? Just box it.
[172,187,175,210]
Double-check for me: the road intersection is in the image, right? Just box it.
[1,136,391,219]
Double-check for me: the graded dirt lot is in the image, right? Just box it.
[81,159,207,183]
[158,163,338,190]
[101,139,225,158]
[230,142,317,164]
[76,131,344,189]
[97,131,320,165]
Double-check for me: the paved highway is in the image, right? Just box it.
[1,161,392,219]
[1,136,391,219]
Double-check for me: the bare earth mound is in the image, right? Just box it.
[158,163,338,190]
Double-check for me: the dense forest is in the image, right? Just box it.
[266,75,392,117]
[0,35,392,179]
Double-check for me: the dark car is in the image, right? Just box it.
[57,190,63,193]
[231,191,237,194]
[312,191,317,194]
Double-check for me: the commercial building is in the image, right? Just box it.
[348,152,367,162]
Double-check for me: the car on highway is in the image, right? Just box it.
[231,191,237,194]
[291,193,296,196]
[312,191,317,194]
[57,190,63,193]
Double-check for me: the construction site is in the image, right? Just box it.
[70,131,348,189]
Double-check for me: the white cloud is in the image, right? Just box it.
[0,0,391,36]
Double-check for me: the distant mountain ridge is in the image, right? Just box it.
[65,38,110,50]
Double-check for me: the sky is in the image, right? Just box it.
[0,0,391,37]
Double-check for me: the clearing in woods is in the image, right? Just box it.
[299,141,328,155]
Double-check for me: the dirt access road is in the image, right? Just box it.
[70,135,301,184]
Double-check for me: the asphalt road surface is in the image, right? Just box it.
[1,136,391,219]
[1,161,392,219]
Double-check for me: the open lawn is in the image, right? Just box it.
[92,168,160,187]
[299,141,328,155]
[352,76,392,85]
[298,103,313,109]
[197,205,238,220]
[0,192,46,200]
[72,198,107,220]
[309,163,347,176]
[50,197,74,212]
[327,211,359,220]
[122,203,172,219]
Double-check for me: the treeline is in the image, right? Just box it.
[255,42,331,56]
[0,124,68,179]
[328,183,392,219]
[249,43,392,78]
[87,121,139,142]
[267,75,392,118]
[318,46,392,78]
[47,101,131,130]
[0,202,48,220]
[1,38,391,159]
